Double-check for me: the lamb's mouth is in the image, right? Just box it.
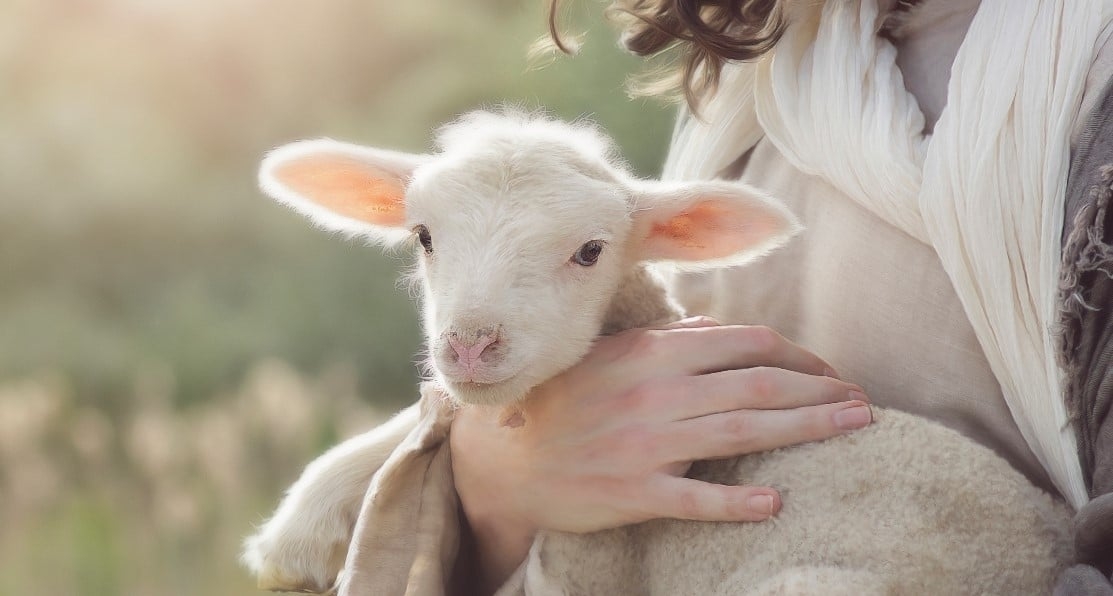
[440,363,525,388]
[441,369,530,405]
[444,374,513,390]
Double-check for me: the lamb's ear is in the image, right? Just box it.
[259,139,429,244]
[630,180,801,270]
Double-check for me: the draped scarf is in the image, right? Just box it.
[665,0,1113,509]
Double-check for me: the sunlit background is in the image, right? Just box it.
[0,1,672,594]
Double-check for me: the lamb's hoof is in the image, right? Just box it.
[256,564,340,594]
[243,530,346,595]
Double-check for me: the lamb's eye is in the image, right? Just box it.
[572,240,604,266]
[414,225,433,255]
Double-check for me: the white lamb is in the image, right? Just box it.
[243,110,1071,594]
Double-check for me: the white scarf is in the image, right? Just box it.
[666,0,1113,508]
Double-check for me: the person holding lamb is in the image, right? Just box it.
[246,0,1113,593]
[246,108,1072,594]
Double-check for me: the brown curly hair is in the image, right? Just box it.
[547,0,783,109]
[548,0,788,109]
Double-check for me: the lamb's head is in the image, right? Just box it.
[259,110,799,406]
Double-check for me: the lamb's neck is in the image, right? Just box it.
[601,265,682,335]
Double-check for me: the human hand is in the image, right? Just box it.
[449,318,872,590]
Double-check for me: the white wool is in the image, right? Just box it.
[433,109,622,174]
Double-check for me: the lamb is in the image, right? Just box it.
[243,110,1072,594]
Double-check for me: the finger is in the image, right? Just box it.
[626,325,838,379]
[659,315,721,330]
[666,400,873,462]
[665,367,867,419]
[644,475,781,522]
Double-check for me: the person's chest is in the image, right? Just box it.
[879,0,981,132]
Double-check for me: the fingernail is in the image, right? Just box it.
[848,388,869,403]
[747,494,775,516]
[834,404,873,431]
[823,367,841,380]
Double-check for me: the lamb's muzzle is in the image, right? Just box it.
[440,326,504,382]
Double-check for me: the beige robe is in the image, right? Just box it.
[669,135,1054,493]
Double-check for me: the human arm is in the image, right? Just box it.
[450,319,874,593]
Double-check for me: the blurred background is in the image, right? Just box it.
[0,0,672,594]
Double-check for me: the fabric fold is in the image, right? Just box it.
[338,383,459,596]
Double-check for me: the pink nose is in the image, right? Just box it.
[446,328,500,370]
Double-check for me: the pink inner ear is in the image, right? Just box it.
[274,154,406,226]
[645,199,782,261]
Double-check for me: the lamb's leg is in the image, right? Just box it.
[728,566,894,596]
[522,527,645,596]
[242,403,421,593]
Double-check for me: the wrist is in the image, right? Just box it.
[450,409,538,592]
[459,497,536,593]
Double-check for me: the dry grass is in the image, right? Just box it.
[0,361,390,596]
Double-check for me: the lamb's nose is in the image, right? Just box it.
[446,328,499,363]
